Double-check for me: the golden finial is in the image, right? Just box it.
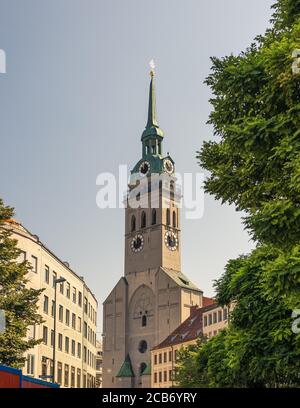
[149,59,155,77]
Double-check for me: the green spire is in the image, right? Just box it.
[116,354,135,378]
[142,71,164,140]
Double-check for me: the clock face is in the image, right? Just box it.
[139,161,150,176]
[163,159,174,174]
[164,231,178,251]
[130,234,144,253]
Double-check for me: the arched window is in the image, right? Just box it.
[166,209,170,226]
[142,314,147,327]
[152,209,156,225]
[141,211,146,228]
[173,211,176,228]
[131,215,136,232]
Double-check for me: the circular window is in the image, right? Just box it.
[140,362,147,375]
[138,340,148,354]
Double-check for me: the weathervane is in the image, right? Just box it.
[149,59,155,77]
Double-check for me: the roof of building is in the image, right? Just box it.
[161,267,203,293]
[116,354,135,378]
[152,300,223,351]
[152,306,204,350]
[202,296,215,307]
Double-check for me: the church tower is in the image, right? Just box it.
[102,67,203,388]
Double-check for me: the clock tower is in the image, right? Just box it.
[102,68,203,388]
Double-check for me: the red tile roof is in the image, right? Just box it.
[202,296,215,307]
[152,302,218,350]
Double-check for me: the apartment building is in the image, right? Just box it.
[6,219,98,388]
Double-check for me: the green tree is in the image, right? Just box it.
[0,198,43,368]
[176,0,300,387]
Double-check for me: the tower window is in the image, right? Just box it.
[140,362,147,376]
[173,211,176,228]
[138,340,148,354]
[141,211,146,228]
[131,215,136,232]
[142,314,147,327]
[152,209,156,225]
[166,209,170,226]
[151,145,156,154]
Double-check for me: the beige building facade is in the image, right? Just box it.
[151,302,230,388]
[6,219,98,388]
[102,72,203,388]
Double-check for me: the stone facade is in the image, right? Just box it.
[102,72,203,388]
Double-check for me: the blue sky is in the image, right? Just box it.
[0,0,274,332]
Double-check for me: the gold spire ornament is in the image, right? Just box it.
[149,59,155,77]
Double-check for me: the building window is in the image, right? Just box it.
[141,211,146,228]
[84,297,88,314]
[42,326,48,345]
[43,295,49,314]
[159,353,162,364]
[84,346,87,363]
[64,364,69,387]
[52,271,57,288]
[51,329,54,347]
[154,354,157,365]
[174,350,178,361]
[166,209,170,225]
[204,315,207,327]
[51,300,55,317]
[58,333,62,351]
[154,372,157,383]
[218,310,222,322]
[77,342,81,359]
[71,366,75,388]
[18,250,26,263]
[77,368,81,388]
[66,309,70,326]
[57,362,62,384]
[65,336,69,353]
[72,287,76,303]
[169,351,172,362]
[169,370,173,381]
[60,277,64,294]
[173,211,177,228]
[78,291,82,307]
[131,215,136,232]
[164,352,167,363]
[213,312,217,324]
[27,325,35,340]
[223,307,228,320]
[27,354,35,375]
[164,371,167,382]
[138,340,147,354]
[44,265,49,283]
[142,315,147,327]
[159,372,162,382]
[71,340,75,356]
[31,255,38,273]
[59,305,63,322]
[78,317,82,332]
[208,314,212,325]
[151,209,156,225]
[66,282,70,298]
[84,322,87,338]
[72,313,76,329]
[41,357,47,377]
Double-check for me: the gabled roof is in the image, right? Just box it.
[116,354,135,378]
[161,267,203,293]
[152,307,204,350]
